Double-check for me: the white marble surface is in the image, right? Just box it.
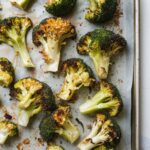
[141,0,150,150]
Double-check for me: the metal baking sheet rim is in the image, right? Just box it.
[132,0,140,149]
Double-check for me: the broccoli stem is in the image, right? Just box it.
[14,42,34,68]
[11,0,30,9]
[0,129,9,144]
[18,106,41,127]
[57,120,80,143]
[86,121,103,139]
[40,38,61,72]
[80,99,119,114]
[14,38,34,68]
[80,91,110,114]
[18,109,30,127]
[89,51,110,79]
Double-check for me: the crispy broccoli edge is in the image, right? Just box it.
[85,0,117,23]
[0,57,15,87]
[45,0,77,16]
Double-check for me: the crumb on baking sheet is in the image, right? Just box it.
[17,143,23,150]
[17,138,30,150]
[86,124,92,130]
[23,138,30,145]
[118,79,123,84]
[4,113,12,120]
[113,0,123,26]
[37,138,44,146]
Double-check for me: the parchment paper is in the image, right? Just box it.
[0,0,134,149]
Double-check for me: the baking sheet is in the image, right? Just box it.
[0,0,134,149]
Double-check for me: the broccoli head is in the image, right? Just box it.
[78,113,121,150]
[10,0,30,10]
[41,82,57,111]
[0,57,15,87]
[33,17,76,72]
[0,17,34,68]
[80,81,123,117]
[11,78,56,127]
[0,120,18,144]
[85,0,117,23]
[45,0,76,16]
[47,143,64,150]
[57,58,95,101]
[39,106,80,143]
[77,28,127,79]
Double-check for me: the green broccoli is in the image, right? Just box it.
[0,17,34,68]
[10,78,56,127]
[0,120,18,144]
[45,0,77,16]
[85,0,117,23]
[0,3,3,10]
[47,143,64,150]
[32,17,76,72]
[94,146,114,150]
[57,58,95,101]
[10,0,30,10]
[77,28,127,79]
[39,106,80,143]
[78,113,121,150]
[41,82,57,112]
[80,81,123,117]
[0,57,15,87]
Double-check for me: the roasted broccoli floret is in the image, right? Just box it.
[47,143,64,150]
[85,0,117,23]
[57,58,95,101]
[77,28,127,79]
[0,120,18,144]
[80,81,122,117]
[39,106,80,143]
[78,114,121,150]
[11,78,56,127]
[10,0,30,10]
[45,0,76,16]
[33,17,76,72]
[0,57,15,87]
[0,17,34,68]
